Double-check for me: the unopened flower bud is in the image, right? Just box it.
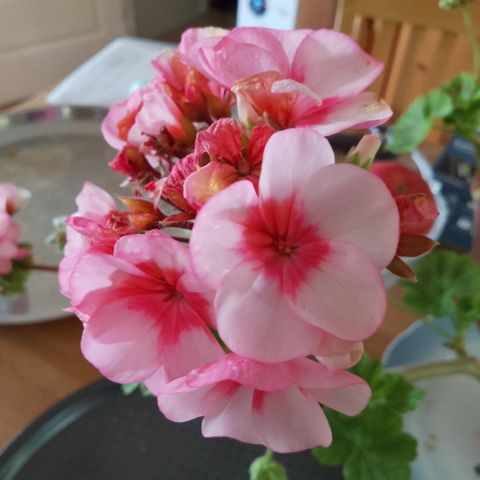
[439,0,471,10]
[346,133,382,169]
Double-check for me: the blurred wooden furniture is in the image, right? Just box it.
[334,0,480,115]
[0,0,135,106]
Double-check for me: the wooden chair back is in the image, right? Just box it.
[334,0,480,116]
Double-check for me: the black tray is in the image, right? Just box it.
[0,380,343,479]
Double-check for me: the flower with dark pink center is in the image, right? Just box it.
[190,128,399,362]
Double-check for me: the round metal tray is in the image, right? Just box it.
[0,107,123,324]
[0,380,343,480]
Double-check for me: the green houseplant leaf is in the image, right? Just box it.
[312,356,423,480]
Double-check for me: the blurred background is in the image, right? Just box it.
[0,0,477,116]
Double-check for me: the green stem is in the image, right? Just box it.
[388,356,480,382]
[462,6,480,79]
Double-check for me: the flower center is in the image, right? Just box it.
[274,238,297,257]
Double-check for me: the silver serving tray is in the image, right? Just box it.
[0,106,122,324]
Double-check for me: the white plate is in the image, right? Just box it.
[0,107,121,324]
[383,318,480,480]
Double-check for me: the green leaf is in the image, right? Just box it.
[0,252,32,296]
[249,450,288,480]
[387,89,453,153]
[403,250,480,333]
[312,356,423,480]
[121,382,152,397]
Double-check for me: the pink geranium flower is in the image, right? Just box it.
[0,212,30,275]
[64,182,130,257]
[184,119,275,209]
[155,353,370,453]
[153,50,233,123]
[190,128,399,362]
[185,27,392,133]
[59,182,133,298]
[0,182,31,215]
[65,231,223,384]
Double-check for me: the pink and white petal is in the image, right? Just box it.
[157,382,216,421]
[185,354,303,392]
[303,163,399,267]
[101,100,129,150]
[136,89,189,140]
[259,129,334,202]
[270,78,324,124]
[253,389,332,452]
[68,252,153,317]
[311,382,371,416]
[59,248,90,297]
[184,162,238,210]
[190,180,258,289]
[215,265,324,362]
[289,240,387,341]
[157,309,224,382]
[305,92,392,136]
[268,28,312,64]
[224,27,290,73]
[178,27,227,57]
[64,224,90,256]
[202,385,261,445]
[81,294,164,383]
[199,38,289,89]
[75,182,115,218]
[114,231,191,276]
[143,366,169,395]
[292,29,383,99]
[315,334,365,371]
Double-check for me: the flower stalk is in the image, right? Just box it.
[388,356,480,382]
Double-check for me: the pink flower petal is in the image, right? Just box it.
[259,129,334,202]
[311,383,371,416]
[268,28,312,64]
[68,252,153,317]
[215,265,324,362]
[114,231,191,275]
[292,29,383,99]
[178,27,227,57]
[300,163,399,267]
[75,182,115,219]
[252,389,332,451]
[305,92,392,136]
[81,295,163,383]
[157,382,216,421]
[184,162,239,210]
[288,240,386,341]
[198,37,289,89]
[202,385,261,445]
[190,180,258,289]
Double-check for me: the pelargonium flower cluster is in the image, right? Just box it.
[0,183,31,276]
[60,27,437,453]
